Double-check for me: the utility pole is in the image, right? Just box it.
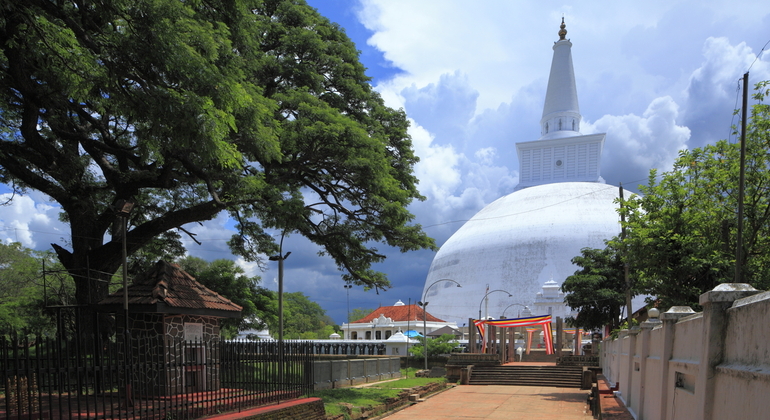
[344,284,352,340]
[735,72,749,283]
[619,184,632,325]
[269,232,290,384]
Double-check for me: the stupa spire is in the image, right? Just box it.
[558,17,567,40]
[540,18,581,140]
[515,19,606,190]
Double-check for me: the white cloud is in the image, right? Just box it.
[683,37,770,148]
[584,96,691,188]
[0,193,66,249]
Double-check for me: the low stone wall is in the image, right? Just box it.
[225,398,326,420]
[313,355,401,389]
[557,355,599,366]
[602,284,770,420]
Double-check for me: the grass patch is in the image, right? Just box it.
[315,387,401,419]
[315,387,402,406]
[314,368,448,419]
[368,376,447,389]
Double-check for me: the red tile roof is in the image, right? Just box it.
[98,260,242,317]
[353,304,445,323]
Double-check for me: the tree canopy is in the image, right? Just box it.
[0,0,435,316]
[561,244,628,331]
[348,307,374,323]
[0,242,74,336]
[408,333,459,358]
[621,81,770,309]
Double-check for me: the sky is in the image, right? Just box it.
[1,1,769,328]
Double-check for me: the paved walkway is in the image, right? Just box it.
[383,384,591,419]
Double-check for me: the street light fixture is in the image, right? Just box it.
[477,289,513,321]
[501,303,527,319]
[114,198,134,407]
[418,278,462,371]
[269,231,290,382]
[476,289,512,355]
[344,284,353,340]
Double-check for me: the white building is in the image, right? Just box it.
[532,279,578,320]
[422,19,625,324]
[340,299,458,340]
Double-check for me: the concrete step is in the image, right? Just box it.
[468,366,584,388]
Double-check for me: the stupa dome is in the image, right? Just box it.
[423,182,620,322]
[420,20,630,323]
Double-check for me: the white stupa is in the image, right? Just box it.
[422,19,622,323]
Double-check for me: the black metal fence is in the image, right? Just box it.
[307,342,386,355]
[0,335,314,420]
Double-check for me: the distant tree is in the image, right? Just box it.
[0,0,435,334]
[177,256,274,339]
[0,242,41,334]
[0,243,74,336]
[621,81,770,309]
[282,292,339,339]
[561,244,629,331]
[408,334,458,358]
[348,308,375,322]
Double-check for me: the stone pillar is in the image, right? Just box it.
[637,315,661,420]
[657,306,695,420]
[555,317,563,357]
[592,331,600,356]
[624,327,639,409]
[696,284,760,420]
[613,330,628,389]
[468,318,477,353]
[486,324,494,354]
[488,326,491,355]
[525,329,533,355]
[574,328,581,356]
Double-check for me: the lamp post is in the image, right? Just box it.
[477,289,512,355]
[478,289,513,321]
[114,198,134,407]
[418,278,462,371]
[501,303,527,319]
[344,284,352,340]
[269,232,290,383]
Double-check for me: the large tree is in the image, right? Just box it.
[621,81,770,309]
[0,0,435,321]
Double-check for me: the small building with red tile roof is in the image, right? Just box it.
[340,300,458,341]
[97,260,242,395]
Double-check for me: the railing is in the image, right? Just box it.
[0,335,314,420]
[306,341,386,355]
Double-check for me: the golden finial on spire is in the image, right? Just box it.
[558,17,567,40]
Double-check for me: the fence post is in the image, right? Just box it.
[696,284,760,420]
[623,327,639,411]
[657,306,695,420]
[637,316,661,420]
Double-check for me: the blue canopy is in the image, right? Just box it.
[403,330,422,337]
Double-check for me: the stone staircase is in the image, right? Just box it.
[468,365,584,388]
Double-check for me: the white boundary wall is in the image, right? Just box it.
[601,284,770,420]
